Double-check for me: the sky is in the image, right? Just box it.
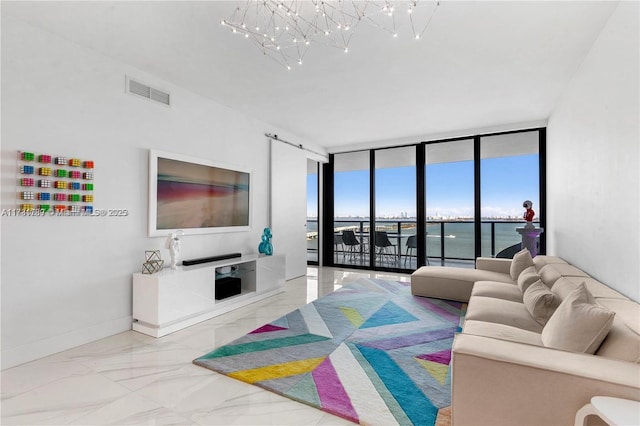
[308,154,540,219]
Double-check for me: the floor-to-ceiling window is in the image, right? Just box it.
[306,159,319,264]
[324,128,545,272]
[480,131,540,257]
[374,147,416,269]
[425,139,475,266]
[333,151,370,266]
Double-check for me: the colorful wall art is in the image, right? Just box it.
[17,151,94,214]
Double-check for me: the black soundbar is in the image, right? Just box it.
[182,253,242,266]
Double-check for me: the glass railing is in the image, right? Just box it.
[306,218,319,262]
[307,219,541,268]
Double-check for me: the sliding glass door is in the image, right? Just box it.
[425,140,475,266]
[307,159,319,264]
[333,151,370,267]
[374,147,416,269]
[480,131,540,258]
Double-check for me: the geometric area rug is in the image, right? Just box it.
[193,278,466,426]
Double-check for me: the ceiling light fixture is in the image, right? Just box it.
[220,1,440,70]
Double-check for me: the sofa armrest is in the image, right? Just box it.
[475,257,512,275]
[451,333,640,426]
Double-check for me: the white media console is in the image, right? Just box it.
[132,253,286,337]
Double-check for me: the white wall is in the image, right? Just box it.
[547,1,639,302]
[0,15,316,368]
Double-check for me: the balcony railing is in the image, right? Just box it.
[306,219,541,268]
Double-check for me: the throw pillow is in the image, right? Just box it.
[517,266,541,293]
[510,248,534,281]
[523,279,561,325]
[541,283,615,354]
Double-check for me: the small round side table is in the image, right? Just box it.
[575,396,640,426]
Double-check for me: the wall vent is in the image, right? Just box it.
[126,77,171,106]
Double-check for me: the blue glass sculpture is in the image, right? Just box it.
[258,227,273,255]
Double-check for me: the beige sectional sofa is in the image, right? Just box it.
[411,252,640,426]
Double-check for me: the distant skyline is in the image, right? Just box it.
[308,154,540,219]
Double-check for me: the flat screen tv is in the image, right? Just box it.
[148,150,251,237]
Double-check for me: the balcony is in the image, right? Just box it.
[307,219,540,269]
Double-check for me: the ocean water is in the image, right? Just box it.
[308,219,536,260]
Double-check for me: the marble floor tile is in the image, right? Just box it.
[1,374,132,425]
[0,357,93,400]
[70,392,194,425]
[1,266,407,425]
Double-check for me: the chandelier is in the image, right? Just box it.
[220,1,440,69]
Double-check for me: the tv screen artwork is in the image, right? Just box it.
[149,150,251,236]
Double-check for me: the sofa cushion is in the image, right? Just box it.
[462,320,543,346]
[475,257,512,275]
[466,296,543,333]
[538,264,563,288]
[541,283,615,354]
[532,255,568,270]
[510,248,534,281]
[563,276,629,300]
[523,280,561,326]
[551,277,629,302]
[595,298,640,363]
[538,264,590,288]
[411,266,513,302]
[472,281,523,303]
[517,266,541,293]
[550,277,579,301]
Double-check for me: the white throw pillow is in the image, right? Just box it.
[523,279,560,325]
[510,248,534,281]
[541,283,615,354]
[517,266,541,293]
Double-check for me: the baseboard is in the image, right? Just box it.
[132,287,285,338]
[1,316,132,370]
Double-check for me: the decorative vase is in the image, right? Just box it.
[258,227,273,256]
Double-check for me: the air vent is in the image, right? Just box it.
[126,77,171,106]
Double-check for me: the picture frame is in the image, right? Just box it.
[148,149,251,237]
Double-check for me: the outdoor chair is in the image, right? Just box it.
[341,230,361,260]
[374,231,397,265]
[404,234,429,267]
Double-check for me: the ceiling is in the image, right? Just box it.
[2,1,618,151]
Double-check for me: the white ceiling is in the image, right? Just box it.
[3,1,618,151]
